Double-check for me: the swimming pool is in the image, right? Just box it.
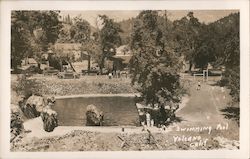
[53,95,140,126]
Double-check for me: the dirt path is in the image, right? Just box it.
[174,80,238,139]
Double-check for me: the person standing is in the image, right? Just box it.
[146,112,151,127]
[197,81,201,90]
[108,72,112,79]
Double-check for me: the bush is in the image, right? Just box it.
[14,74,39,97]
[10,110,24,142]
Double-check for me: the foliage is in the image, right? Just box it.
[80,39,102,71]
[62,14,73,25]
[70,17,91,43]
[130,11,183,121]
[118,18,135,45]
[172,12,202,71]
[172,12,239,102]
[207,13,240,102]
[10,110,24,142]
[99,15,123,70]
[11,11,62,70]
[69,17,102,71]
[47,54,62,71]
[14,74,39,98]
[57,24,72,43]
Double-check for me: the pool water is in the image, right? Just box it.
[53,96,140,126]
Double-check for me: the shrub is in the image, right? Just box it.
[10,110,24,142]
[14,74,39,97]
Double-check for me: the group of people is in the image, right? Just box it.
[142,112,169,131]
[108,70,122,79]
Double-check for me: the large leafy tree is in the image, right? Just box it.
[213,13,240,103]
[99,15,122,71]
[193,24,216,70]
[130,11,183,123]
[11,11,62,70]
[70,17,91,43]
[172,12,202,71]
[69,17,101,73]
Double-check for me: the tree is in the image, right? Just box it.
[80,39,102,73]
[38,11,62,51]
[202,13,240,103]
[99,15,123,72]
[172,12,202,72]
[130,11,183,124]
[11,11,62,70]
[193,24,216,70]
[219,14,239,103]
[70,17,91,43]
[11,11,33,70]
[69,17,99,73]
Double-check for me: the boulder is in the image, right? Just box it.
[19,95,55,119]
[86,104,104,126]
[41,107,58,132]
[19,102,40,119]
[26,95,46,113]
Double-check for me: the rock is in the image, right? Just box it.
[41,108,58,132]
[19,95,56,119]
[86,104,103,126]
[26,95,46,112]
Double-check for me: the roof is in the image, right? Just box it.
[112,55,132,64]
[116,45,131,55]
[27,58,37,64]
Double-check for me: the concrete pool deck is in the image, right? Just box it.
[55,93,140,99]
[23,117,175,139]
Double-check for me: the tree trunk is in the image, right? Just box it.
[189,61,193,73]
[100,55,105,74]
[87,54,91,75]
[68,60,76,72]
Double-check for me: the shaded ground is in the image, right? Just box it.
[220,106,239,126]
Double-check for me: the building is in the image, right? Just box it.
[22,58,38,67]
[110,45,132,71]
[54,43,88,61]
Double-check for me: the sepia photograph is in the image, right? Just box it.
[9,9,241,151]
[0,0,249,159]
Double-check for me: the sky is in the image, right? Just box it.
[60,10,239,27]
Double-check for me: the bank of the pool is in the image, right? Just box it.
[55,93,141,99]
